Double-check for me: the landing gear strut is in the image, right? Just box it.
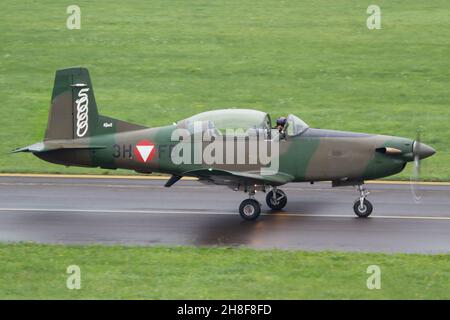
[239,189,261,221]
[266,187,287,210]
[353,185,372,218]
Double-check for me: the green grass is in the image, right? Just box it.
[0,243,448,299]
[1,1,449,179]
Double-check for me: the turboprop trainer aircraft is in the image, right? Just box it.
[14,68,436,220]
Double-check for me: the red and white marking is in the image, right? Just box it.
[133,140,156,163]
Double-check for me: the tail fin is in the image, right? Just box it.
[45,67,97,140]
[45,67,145,141]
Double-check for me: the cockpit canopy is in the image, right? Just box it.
[285,114,309,136]
[178,109,271,136]
[177,109,309,137]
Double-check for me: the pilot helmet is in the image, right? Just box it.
[276,117,287,126]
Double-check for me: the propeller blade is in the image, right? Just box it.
[410,129,422,203]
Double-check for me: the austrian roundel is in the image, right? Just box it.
[133,140,156,163]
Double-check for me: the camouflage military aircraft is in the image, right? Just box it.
[14,67,436,220]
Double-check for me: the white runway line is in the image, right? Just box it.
[0,207,449,221]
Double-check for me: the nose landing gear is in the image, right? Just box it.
[353,184,373,218]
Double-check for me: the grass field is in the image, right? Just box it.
[1,1,449,179]
[0,243,448,299]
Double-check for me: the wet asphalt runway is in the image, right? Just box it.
[0,175,449,253]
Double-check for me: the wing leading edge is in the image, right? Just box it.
[179,168,294,187]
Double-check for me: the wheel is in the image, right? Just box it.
[353,199,373,218]
[266,189,287,210]
[239,199,261,221]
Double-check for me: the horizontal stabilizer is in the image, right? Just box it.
[12,140,106,153]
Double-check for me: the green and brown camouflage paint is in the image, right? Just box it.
[15,68,435,190]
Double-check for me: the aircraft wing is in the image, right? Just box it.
[181,168,294,187]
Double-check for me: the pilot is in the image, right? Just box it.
[275,117,287,132]
[275,117,287,139]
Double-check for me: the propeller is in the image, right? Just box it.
[410,128,424,203]
[376,127,435,203]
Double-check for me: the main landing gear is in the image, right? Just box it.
[238,186,288,221]
[239,189,261,221]
[353,184,373,218]
[266,187,287,210]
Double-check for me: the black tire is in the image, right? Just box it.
[266,189,287,210]
[353,199,373,218]
[239,199,261,221]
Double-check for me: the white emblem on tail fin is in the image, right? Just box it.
[75,88,89,137]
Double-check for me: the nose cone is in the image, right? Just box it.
[413,141,436,160]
